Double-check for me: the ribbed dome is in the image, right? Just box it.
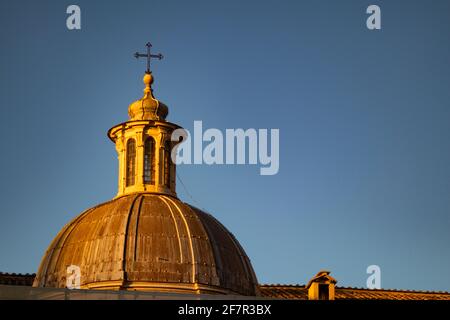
[128,72,169,121]
[128,97,169,121]
[33,193,259,296]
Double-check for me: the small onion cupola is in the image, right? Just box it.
[127,72,169,121]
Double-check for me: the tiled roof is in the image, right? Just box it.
[0,272,36,286]
[259,284,450,300]
[259,284,308,299]
[1,273,449,300]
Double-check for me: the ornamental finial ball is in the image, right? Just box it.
[143,73,153,86]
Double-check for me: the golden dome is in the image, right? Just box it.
[33,193,259,296]
[128,72,169,121]
[34,46,259,296]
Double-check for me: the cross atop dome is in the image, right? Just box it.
[128,42,168,122]
[134,42,164,74]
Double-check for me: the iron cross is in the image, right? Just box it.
[134,42,164,73]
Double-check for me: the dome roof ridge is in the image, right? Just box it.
[33,193,259,296]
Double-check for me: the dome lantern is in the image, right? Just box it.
[108,43,177,198]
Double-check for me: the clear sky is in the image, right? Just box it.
[0,0,449,291]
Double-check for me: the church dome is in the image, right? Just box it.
[33,193,259,296]
[33,43,259,296]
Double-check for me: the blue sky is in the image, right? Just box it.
[0,0,449,291]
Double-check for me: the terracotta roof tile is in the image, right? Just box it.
[0,272,36,286]
[259,284,450,300]
[2,273,449,300]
